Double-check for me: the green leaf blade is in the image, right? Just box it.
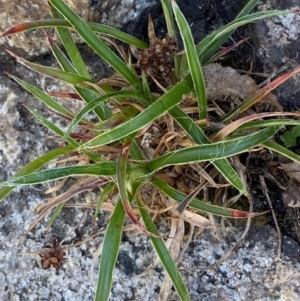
[95,200,126,301]
[1,162,116,186]
[0,19,148,50]
[49,0,142,90]
[8,74,74,119]
[49,3,91,79]
[0,145,75,201]
[147,127,278,172]
[197,10,293,64]
[152,177,257,218]
[262,140,300,163]
[169,106,248,195]
[79,75,194,150]
[137,198,190,301]
[64,90,145,140]
[172,0,207,119]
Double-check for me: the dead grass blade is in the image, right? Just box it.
[201,200,253,270]
[27,177,107,234]
[211,112,300,142]
[176,163,218,214]
[47,91,83,100]
[158,219,185,301]
[45,178,68,194]
[199,155,252,269]
[222,65,300,122]
[176,184,204,214]
[208,37,250,63]
[161,194,211,228]
[259,175,281,258]
[154,131,186,157]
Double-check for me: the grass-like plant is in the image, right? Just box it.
[1,0,300,300]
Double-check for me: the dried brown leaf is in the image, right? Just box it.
[211,112,300,142]
[283,179,300,207]
[161,195,211,228]
[280,162,300,183]
[158,219,184,301]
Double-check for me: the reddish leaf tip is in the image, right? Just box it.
[1,23,31,38]
[48,35,54,45]
[232,209,250,218]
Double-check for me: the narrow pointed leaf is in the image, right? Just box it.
[25,105,104,163]
[6,73,74,118]
[92,182,116,225]
[197,10,293,64]
[137,198,190,301]
[64,90,145,139]
[172,0,207,119]
[160,0,179,74]
[79,75,194,150]
[46,202,66,230]
[169,106,248,195]
[161,0,176,37]
[211,112,300,142]
[238,119,300,130]
[178,0,260,73]
[202,0,259,65]
[4,47,94,86]
[92,106,140,131]
[222,65,300,122]
[1,162,116,186]
[49,0,142,89]
[49,4,91,79]
[117,140,160,237]
[24,105,79,147]
[95,200,125,301]
[0,145,75,201]
[235,0,259,18]
[0,19,148,49]
[147,127,278,172]
[262,140,300,163]
[205,37,249,64]
[152,177,264,218]
[46,30,111,121]
[28,178,105,233]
